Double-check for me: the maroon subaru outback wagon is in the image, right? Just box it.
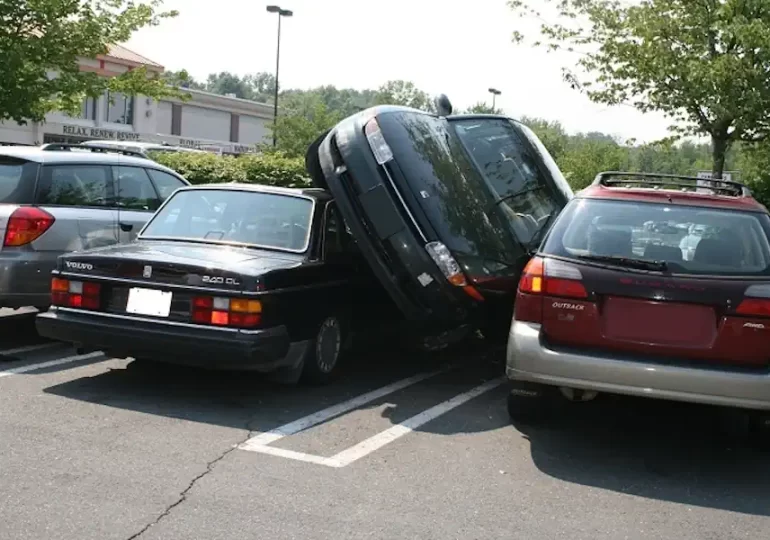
[506,172,770,445]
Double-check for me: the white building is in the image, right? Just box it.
[0,45,274,154]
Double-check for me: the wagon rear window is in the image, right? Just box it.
[140,189,314,252]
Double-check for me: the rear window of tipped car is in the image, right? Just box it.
[0,157,37,203]
[541,198,770,276]
[139,189,315,252]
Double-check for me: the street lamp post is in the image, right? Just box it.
[488,87,501,111]
[267,5,293,148]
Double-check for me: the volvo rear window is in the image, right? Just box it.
[0,158,37,203]
[542,198,770,276]
[140,189,314,252]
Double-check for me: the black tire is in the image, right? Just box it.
[748,412,770,450]
[302,316,345,384]
[506,381,558,426]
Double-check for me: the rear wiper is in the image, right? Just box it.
[577,254,668,271]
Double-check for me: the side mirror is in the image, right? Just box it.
[434,94,453,116]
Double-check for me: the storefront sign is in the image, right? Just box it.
[179,138,202,148]
[62,124,141,141]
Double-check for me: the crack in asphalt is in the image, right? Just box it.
[125,418,259,540]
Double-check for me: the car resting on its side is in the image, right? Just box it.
[35,183,391,383]
[306,103,573,344]
[505,172,770,445]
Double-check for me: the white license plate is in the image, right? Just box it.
[126,288,172,317]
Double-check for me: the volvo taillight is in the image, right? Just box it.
[4,207,55,247]
[515,257,588,323]
[192,296,262,328]
[51,277,101,309]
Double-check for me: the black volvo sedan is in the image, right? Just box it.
[35,183,388,382]
[306,102,573,340]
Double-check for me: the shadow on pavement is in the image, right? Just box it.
[515,394,770,516]
[42,336,507,436]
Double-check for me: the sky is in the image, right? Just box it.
[126,0,676,143]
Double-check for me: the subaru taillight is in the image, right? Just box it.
[4,207,55,247]
[514,257,588,322]
[192,296,262,328]
[424,241,484,302]
[736,284,770,318]
[51,277,101,309]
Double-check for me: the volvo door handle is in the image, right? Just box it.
[119,222,133,232]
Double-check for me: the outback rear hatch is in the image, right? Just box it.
[516,194,770,368]
[53,241,302,328]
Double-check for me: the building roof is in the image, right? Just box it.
[102,44,164,70]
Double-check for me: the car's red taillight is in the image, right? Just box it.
[4,207,55,247]
[736,285,770,318]
[514,257,588,323]
[192,296,262,328]
[51,277,101,309]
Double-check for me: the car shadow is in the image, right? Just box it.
[42,335,508,436]
[513,394,770,516]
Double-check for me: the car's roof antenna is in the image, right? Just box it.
[434,94,453,116]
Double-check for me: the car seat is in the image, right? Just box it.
[693,238,740,266]
[643,244,683,262]
[588,228,633,257]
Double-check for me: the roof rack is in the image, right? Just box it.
[592,171,751,197]
[39,143,149,159]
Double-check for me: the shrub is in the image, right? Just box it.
[150,151,310,188]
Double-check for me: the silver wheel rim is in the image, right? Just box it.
[316,317,341,374]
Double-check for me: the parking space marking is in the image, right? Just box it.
[239,376,504,468]
[0,351,104,378]
[241,367,449,448]
[331,377,504,467]
[0,343,61,356]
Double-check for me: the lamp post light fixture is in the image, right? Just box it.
[266,5,293,147]
[488,87,501,110]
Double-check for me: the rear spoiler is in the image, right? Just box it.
[592,171,752,198]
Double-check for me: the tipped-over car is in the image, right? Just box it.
[306,102,573,342]
[506,172,770,444]
[35,183,389,383]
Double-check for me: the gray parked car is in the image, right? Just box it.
[0,144,189,310]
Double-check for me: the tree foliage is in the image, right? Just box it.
[0,0,182,123]
[510,0,770,178]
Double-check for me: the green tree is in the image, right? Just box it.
[510,0,770,179]
[463,102,503,114]
[0,0,181,123]
[375,80,435,112]
[268,94,342,158]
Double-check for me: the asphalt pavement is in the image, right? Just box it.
[0,308,769,540]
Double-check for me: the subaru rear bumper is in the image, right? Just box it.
[506,320,770,411]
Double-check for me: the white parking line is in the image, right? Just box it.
[331,377,504,467]
[240,367,449,449]
[0,342,61,356]
[0,351,104,378]
[239,376,504,467]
